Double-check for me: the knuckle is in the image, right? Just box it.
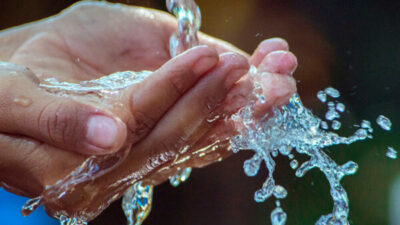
[38,99,82,146]
[167,75,186,97]
[129,110,157,139]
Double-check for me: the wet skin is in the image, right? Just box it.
[0,2,297,220]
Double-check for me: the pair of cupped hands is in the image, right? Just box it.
[0,1,297,220]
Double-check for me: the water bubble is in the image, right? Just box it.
[376,115,392,131]
[331,120,341,130]
[317,90,327,103]
[290,160,298,169]
[324,87,340,98]
[270,207,287,225]
[335,103,345,113]
[58,215,87,225]
[386,147,397,159]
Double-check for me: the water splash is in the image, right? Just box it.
[229,67,376,224]
[169,167,192,187]
[57,215,87,225]
[122,182,154,225]
[377,115,392,131]
[386,147,397,159]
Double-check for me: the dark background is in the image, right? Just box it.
[1,0,400,224]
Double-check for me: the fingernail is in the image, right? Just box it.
[192,55,218,75]
[225,68,248,89]
[86,115,120,151]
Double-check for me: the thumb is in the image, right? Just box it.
[0,62,127,155]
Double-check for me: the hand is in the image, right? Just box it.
[0,1,297,220]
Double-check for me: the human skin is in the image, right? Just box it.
[0,1,297,221]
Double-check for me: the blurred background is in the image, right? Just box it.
[0,0,400,224]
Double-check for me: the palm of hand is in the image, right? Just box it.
[10,3,174,81]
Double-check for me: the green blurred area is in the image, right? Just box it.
[1,0,400,224]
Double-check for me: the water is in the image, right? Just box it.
[13,96,32,107]
[229,81,376,224]
[386,147,397,159]
[17,1,397,225]
[169,167,192,187]
[122,182,153,225]
[377,115,392,131]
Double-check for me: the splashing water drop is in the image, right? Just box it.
[58,215,87,225]
[273,185,288,199]
[21,196,42,216]
[325,110,340,121]
[376,115,392,131]
[332,120,341,130]
[324,87,340,98]
[320,121,329,130]
[271,206,287,225]
[169,167,192,187]
[317,90,327,103]
[386,147,397,159]
[290,160,298,170]
[122,182,154,225]
[335,102,345,113]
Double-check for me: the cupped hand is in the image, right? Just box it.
[0,1,297,220]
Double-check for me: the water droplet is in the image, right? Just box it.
[169,167,192,187]
[336,103,345,113]
[21,196,42,216]
[331,120,341,130]
[386,147,397,159]
[122,182,154,225]
[270,206,287,225]
[273,185,288,199]
[58,215,87,225]
[13,96,32,107]
[325,110,340,121]
[324,87,340,98]
[320,121,329,130]
[376,115,392,131]
[243,155,262,177]
[290,160,298,169]
[317,90,327,103]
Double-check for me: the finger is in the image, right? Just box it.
[0,133,84,197]
[0,62,127,155]
[253,51,298,117]
[124,45,219,143]
[40,53,249,217]
[199,32,251,58]
[249,38,289,67]
[143,52,248,166]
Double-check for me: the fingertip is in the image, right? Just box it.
[250,38,289,66]
[258,51,298,76]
